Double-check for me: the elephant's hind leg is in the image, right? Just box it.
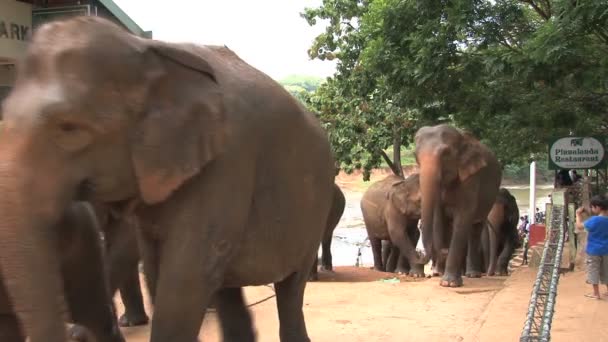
[215,287,255,342]
[275,271,311,342]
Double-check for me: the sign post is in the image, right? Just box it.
[548,136,607,170]
[530,161,536,224]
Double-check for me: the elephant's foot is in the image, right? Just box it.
[118,312,150,327]
[395,267,410,275]
[440,274,464,287]
[374,265,386,272]
[496,269,509,276]
[308,273,319,281]
[67,324,100,342]
[408,264,425,278]
[320,264,333,272]
[465,270,482,278]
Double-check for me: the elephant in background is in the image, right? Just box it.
[0,202,124,342]
[482,188,521,276]
[310,184,346,281]
[361,174,424,276]
[0,16,335,342]
[93,203,149,327]
[415,124,501,287]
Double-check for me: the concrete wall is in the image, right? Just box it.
[0,64,16,86]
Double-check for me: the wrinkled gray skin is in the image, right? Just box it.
[309,184,346,281]
[415,124,501,287]
[0,202,124,342]
[482,188,521,276]
[361,174,424,277]
[0,16,334,342]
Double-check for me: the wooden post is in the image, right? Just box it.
[574,177,591,270]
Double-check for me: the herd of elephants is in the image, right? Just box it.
[0,16,523,342]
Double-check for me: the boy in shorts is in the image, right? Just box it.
[575,194,608,299]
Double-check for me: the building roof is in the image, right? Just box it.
[96,0,152,38]
[16,0,152,38]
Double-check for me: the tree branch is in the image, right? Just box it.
[380,149,401,176]
[519,0,550,20]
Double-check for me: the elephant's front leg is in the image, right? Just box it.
[465,222,485,278]
[143,177,255,342]
[370,237,385,271]
[441,218,474,287]
[117,270,149,327]
[496,237,514,276]
[382,240,398,273]
[387,219,425,278]
[402,220,423,276]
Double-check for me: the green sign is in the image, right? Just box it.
[548,136,607,170]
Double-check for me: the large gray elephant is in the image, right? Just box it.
[0,202,124,342]
[0,16,335,342]
[310,184,346,281]
[361,174,424,276]
[482,188,521,276]
[415,124,501,287]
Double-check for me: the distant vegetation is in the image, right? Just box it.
[279,75,325,104]
[280,75,325,93]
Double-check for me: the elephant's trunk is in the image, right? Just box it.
[0,148,74,341]
[418,159,443,265]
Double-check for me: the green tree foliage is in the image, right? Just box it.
[302,0,608,178]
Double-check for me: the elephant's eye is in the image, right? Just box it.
[51,120,93,152]
[59,122,78,132]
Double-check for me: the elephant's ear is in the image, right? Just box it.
[388,180,408,214]
[458,136,487,182]
[131,42,226,204]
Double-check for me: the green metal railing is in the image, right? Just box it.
[520,190,567,342]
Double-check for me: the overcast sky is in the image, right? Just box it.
[113,0,337,80]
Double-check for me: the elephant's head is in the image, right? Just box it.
[0,16,226,340]
[413,124,488,262]
[496,188,521,247]
[387,173,421,219]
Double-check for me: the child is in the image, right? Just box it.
[575,194,608,299]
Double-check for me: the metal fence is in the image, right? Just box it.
[520,190,567,342]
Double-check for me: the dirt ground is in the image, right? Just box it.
[113,264,608,342]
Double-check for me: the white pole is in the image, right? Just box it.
[529,161,537,224]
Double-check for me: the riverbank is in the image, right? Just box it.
[336,166,553,193]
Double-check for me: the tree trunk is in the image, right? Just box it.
[379,127,404,178]
[392,128,404,178]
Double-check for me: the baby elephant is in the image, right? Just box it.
[482,188,521,276]
[361,174,425,277]
[310,184,346,281]
[0,202,124,342]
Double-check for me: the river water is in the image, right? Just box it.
[321,185,554,268]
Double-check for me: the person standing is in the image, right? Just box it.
[521,228,529,266]
[575,195,608,299]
